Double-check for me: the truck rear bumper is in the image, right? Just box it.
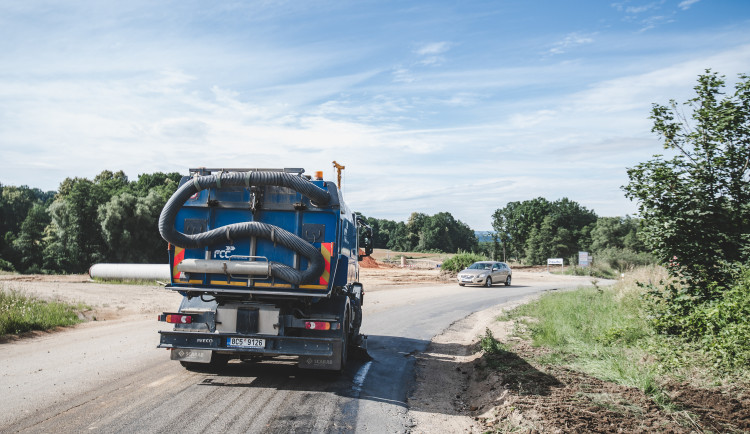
[158,330,336,358]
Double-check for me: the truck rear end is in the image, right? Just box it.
[156,168,371,371]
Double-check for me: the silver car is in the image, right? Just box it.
[457,261,512,287]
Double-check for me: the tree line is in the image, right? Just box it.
[361,203,649,268]
[361,212,479,253]
[0,171,181,273]
[491,198,650,266]
[1,168,649,274]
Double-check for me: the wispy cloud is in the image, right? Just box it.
[548,32,596,55]
[678,0,700,10]
[414,41,452,66]
[610,1,679,31]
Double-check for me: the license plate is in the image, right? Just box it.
[227,337,265,348]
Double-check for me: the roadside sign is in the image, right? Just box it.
[578,251,589,267]
[547,258,564,273]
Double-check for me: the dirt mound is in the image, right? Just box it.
[667,381,750,432]
[359,250,380,268]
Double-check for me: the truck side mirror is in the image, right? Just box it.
[356,217,374,261]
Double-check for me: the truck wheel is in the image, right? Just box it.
[485,277,492,287]
[339,311,349,372]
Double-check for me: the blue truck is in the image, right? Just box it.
[156,168,372,372]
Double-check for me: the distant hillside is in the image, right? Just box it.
[475,231,496,243]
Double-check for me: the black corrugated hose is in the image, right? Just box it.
[158,171,331,285]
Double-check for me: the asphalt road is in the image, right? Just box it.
[0,278,593,433]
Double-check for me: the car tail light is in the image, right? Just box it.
[305,321,331,330]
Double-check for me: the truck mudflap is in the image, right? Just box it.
[158,330,347,371]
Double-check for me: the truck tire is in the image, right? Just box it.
[339,311,349,372]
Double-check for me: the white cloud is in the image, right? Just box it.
[415,42,451,56]
[678,0,700,10]
[413,41,452,66]
[548,32,596,55]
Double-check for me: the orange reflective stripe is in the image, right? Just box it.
[319,243,333,286]
[173,247,185,279]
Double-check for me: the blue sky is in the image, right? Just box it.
[1,1,749,230]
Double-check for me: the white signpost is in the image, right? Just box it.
[547,258,564,273]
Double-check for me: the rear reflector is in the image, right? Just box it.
[305,321,331,330]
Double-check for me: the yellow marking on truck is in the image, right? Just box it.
[209,280,247,286]
[254,282,293,288]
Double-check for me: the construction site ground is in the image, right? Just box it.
[2,261,748,432]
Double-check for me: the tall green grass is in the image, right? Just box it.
[495,265,749,411]
[504,267,667,396]
[0,289,88,337]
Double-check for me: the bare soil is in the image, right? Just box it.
[408,296,750,434]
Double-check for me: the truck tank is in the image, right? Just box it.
[156,168,372,372]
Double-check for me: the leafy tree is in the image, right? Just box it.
[387,221,411,251]
[44,178,106,272]
[417,212,477,253]
[492,198,551,261]
[98,190,170,263]
[130,172,182,196]
[493,197,596,264]
[624,70,750,297]
[359,212,478,253]
[12,203,51,272]
[0,185,53,268]
[589,216,644,253]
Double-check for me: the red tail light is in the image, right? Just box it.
[305,321,331,330]
[159,314,193,324]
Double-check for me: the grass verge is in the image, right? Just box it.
[0,288,90,337]
[498,266,749,405]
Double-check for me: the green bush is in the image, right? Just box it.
[595,248,656,272]
[648,267,750,370]
[0,258,16,272]
[440,252,488,273]
[564,264,616,279]
[480,328,506,354]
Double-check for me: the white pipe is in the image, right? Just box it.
[89,263,171,281]
[176,259,271,277]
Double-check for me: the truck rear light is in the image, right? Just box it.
[305,321,331,330]
[159,313,193,324]
[168,315,192,324]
